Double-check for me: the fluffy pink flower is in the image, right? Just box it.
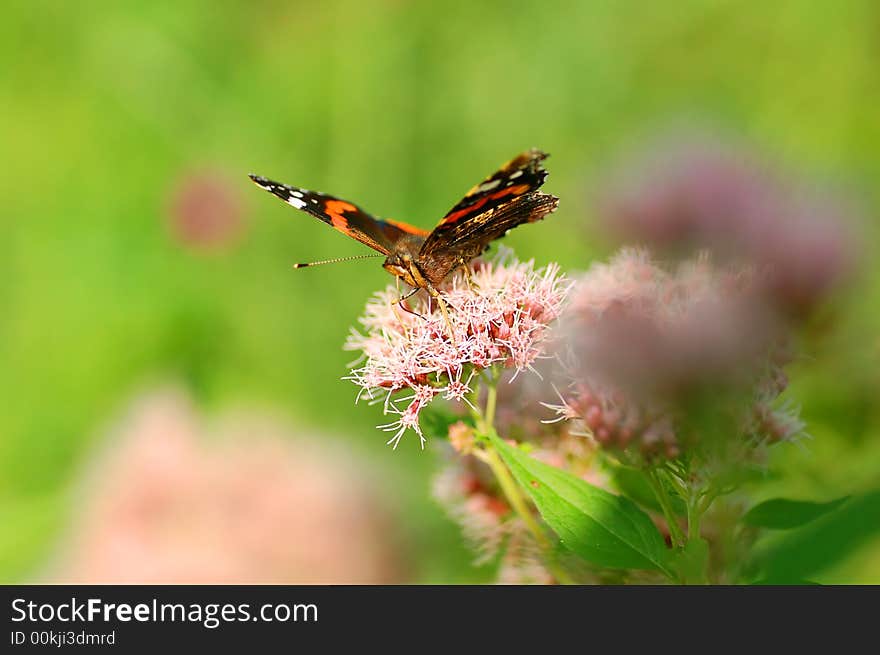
[432,439,603,583]
[345,249,570,448]
[549,248,800,458]
[596,132,859,315]
[50,389,403,584]
[432,461,510,563]
[564,248,782,399]
[542,383,679,458]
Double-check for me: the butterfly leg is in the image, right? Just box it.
[389,278,411,331]
[458,257,479,292]
[426,284,457,346]
[393,282,426,321]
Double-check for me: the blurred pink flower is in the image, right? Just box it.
[542,382,680,459]
[496,531,556,585]
[548,248,799,457]
[345,249,571,449]
[50,389,403,584]
[566,248,781,396]
[168,170,245,250]
[432,460,510,564]
[597,132,859,315]
[432,439,603,584]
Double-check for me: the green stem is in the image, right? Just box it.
[479,442,576,585]
[687,493,702,542]
[483,377,497,429]
[647,468,686,548]
[467,375,483,426]
[474,366,575,585]
[481,443,551,550]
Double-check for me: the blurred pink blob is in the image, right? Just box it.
[597,132,860,315]
[432,459,510,565]
[548,248,800,457]
[167,170,245,250]
[434,423,607,583]
[51,389,403,584]
[431,452,559,583]
[566,248,782,397]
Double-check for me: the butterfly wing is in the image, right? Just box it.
[417,149,558,284]
[433,148,551,229]
[249,174,428,255]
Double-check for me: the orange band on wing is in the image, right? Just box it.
[494,184,530,199]
[325,199,356,230]
[441,184,531,225]
[384,218,430,236]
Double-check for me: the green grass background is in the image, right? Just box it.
[1,0,878,582]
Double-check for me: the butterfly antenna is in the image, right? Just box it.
[293,253,385,269]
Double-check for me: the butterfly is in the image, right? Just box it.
[249,148,559,305]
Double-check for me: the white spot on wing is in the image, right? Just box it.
[286,196,306,209]
[479,179,501,192]
[509,170,523,179]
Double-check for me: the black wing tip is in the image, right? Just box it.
[525,190,560,212]
[524,149,550,177]
[248,173,271,187]
[529,147,550,160]
[529,193,560,222]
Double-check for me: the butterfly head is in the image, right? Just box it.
[380,233,428,289]
[384,251,428,290]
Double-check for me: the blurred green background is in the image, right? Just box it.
[2,0,878,583]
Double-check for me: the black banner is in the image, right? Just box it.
[0,585,872,649]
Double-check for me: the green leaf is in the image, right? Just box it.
[743,496,850,530]
[610,465,685,516]
[750,489,880,583]
[489,434,673,576]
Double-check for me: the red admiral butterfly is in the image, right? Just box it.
[249,148,559,303]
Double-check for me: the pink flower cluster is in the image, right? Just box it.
[53,389,403,584]
[432,453,558,583]
[548,248,801,458]
[596,132,859,316]
[543,383,679,458]
[564,248,781,396]
[345,250,570,448]
[432,460,510,563]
